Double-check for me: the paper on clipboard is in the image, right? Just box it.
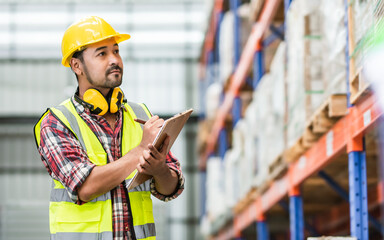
[127,108,193,190]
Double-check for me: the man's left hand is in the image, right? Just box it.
[137,135,170,177]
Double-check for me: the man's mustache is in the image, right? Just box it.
[106,65,122,75]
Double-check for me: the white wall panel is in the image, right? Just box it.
[0,173,50,240]
[0,62,73,115]
[0,122,51,240]
[0,124,42,167]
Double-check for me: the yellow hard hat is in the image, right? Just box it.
[61,16,130,67]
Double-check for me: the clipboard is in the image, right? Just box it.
[127,108,193,190]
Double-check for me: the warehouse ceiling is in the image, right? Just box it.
[0,0,208,60]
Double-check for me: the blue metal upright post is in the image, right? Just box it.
[284,0,293,16]
[232,96,242,127]
[343,0,369,238]
[253,41,264,89]
[289,187,304,240]
[348,149,369,240]
[215,12,223,64]
[379,120,384,235]
[257,219,269,240]
[230,0,241,68]
[207,50,215,86]
[200,170,207,217]
[218,128,228,160]
[215,10,224,83]
[319,170,384,235]
[198,80,206,119]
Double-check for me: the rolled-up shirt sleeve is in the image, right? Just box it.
[150,151,185,202]
[38,113,95,204]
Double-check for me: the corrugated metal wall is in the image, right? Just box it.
[0,61,72,115]
[0,124,50,240]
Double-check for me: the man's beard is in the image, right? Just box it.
[84,63,123,88]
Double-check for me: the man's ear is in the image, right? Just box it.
[70,58,83,76]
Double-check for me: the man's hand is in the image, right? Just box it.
[139,115,164,149]
[136,136,178,195]
[137,136,170,177]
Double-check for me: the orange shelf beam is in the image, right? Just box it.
[291,93,381,187]
[203,0,282,161]
[212,93,383,239]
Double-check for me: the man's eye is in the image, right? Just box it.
[114,50,119,54]
[98,52,105,56]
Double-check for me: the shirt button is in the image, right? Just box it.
[125,226,129,231]
[123,203,127,207]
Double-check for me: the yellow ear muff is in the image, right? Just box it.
[109,87,124,113]
[83,89,109,115]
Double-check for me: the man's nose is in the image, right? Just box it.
[109,53,120,65]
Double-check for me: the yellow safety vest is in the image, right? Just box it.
[34,99,156,240]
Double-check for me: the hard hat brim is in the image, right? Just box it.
[62,33,131,67]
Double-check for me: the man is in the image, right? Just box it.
[34,16,184,240]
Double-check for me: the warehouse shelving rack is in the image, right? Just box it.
[199,0,384,239]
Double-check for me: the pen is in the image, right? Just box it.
[134,118,147,125]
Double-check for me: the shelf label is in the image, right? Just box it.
[326,131,334,157]
[363,109,371,127]
[298,156,306,169]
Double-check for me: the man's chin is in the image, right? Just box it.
[106,77,122,88]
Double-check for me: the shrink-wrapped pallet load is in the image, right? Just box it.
[243,101,260,185]
[205,156,226,221]
[219,4,252,84]
[320,0,347,97]
[205,82,223,120]
[349,0,383,102]
[219,11,235,84]
[232,119,254,198]
[267,42,287,161]
[351,0,377,69]
[252,74,273,187]
[286,0,324,148]
[251,41,286,183]
[224,149,242,208]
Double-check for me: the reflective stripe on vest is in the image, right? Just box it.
[34,99,155,240]
[51,232,113,240]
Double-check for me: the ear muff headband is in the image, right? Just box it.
[82,87,125,115]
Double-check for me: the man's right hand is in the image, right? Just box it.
[139,115,164,149]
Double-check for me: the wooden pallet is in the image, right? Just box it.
[268,153,288,181]
[284,94,348,163]
[284,137,307,163]
[233,187,258,215]
[306,94,348,134]
[350,68,371,104]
